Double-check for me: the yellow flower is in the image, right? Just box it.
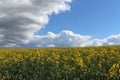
[109,63,120,77]
[75,58,84,67]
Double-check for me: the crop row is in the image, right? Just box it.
[0,46,120,80]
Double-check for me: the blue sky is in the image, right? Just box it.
[41,0,120,38]
[0,0,120,47]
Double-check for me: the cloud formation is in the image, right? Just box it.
[25,30,91,47]
[21,30,120,47]
[0,0,120,47]
[105,34,120,45]
[0,0,71,47]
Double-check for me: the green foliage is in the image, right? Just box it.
[0,46,120,80]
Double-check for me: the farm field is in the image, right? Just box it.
[0,46,120,80]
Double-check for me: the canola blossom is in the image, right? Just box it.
[0,46,120,80]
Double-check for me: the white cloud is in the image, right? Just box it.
[104,34,120,45]
[20,30,120,47]
[0,0,72,47]
[21,30,94,47]
[0,0,120,47]
[47,44,55,47]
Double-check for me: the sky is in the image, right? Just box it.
[41,0,120,38]
[0,0,120,47]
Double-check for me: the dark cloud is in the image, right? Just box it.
[0,0,119,47]
[0,0,71,47]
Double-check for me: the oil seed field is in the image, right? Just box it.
[0,46,120,80]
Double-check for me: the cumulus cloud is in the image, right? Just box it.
[104,34,120,45]
[23,30,91,47]
[20,30,120,47]
[0,0,120,47]
[0,0,72,47]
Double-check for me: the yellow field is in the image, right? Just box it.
[0,46,120,80]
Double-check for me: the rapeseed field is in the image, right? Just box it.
[0,46,120,80]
